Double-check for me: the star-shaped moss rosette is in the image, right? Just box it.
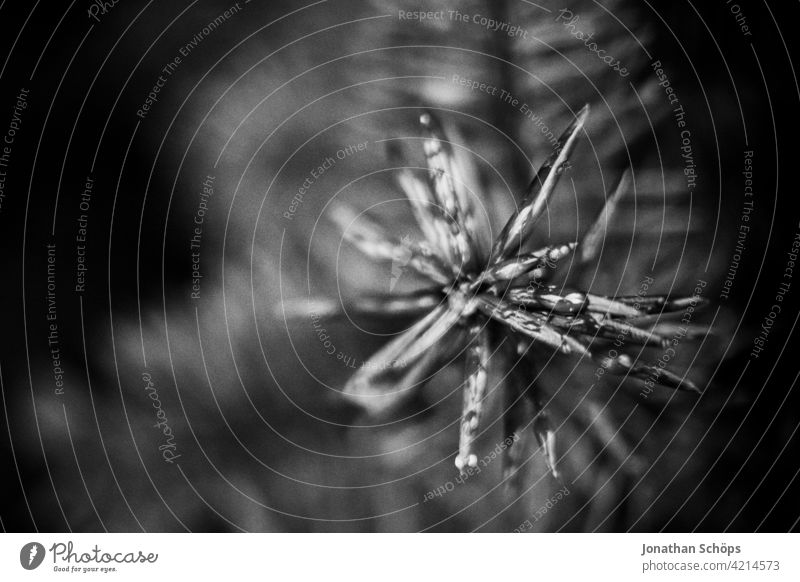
[284,105,706,481]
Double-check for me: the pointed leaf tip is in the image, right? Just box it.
[533,413,559,479]
[491,106,591,261]
[580,168,631,264]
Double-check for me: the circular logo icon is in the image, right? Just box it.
[20,542,45,570]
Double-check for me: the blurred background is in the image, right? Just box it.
[0,0,798,532]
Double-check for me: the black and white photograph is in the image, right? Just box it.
[0,0,798,577]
